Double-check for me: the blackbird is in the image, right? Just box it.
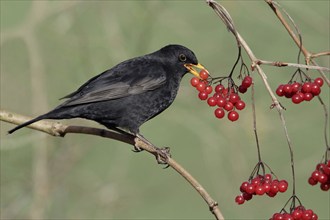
[8,44,207,153]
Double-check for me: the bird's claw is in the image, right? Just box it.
[154,147,171,166]
[132,145,144,153]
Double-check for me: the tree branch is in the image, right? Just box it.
[265,0,330,86]
[0,109,224,220]
[255,59,330,71]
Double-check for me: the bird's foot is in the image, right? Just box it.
[154,146,171,166]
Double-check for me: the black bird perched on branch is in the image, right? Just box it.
[8,45,207,155]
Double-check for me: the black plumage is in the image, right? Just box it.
[8,44,206,138]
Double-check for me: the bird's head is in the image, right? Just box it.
[159,44,208,79]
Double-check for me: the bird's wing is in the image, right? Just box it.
[61,59,167,106]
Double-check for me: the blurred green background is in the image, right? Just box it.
[1,1,329,219]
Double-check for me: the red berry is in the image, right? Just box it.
[228,111,239,121]
[242,192,253,201]
[222,88,229,96]
[301,212,311,220]
[214,108,225,119]
[198,91,208,100]
[323,166,330,175]
[205,86,213,94]
[213,93,222,99]
[283,84,293,95]
[255,185,265,195]
[265,174,272,181]
[217,97,226,107]
[291,82,301,94]
[235,195,245,205]
[292,209,303,220]
[266,191,277,197]
[311,83,321,96]
[273,213,284,220]
[190,77,200,87]
[251,176,261,186]
[302,82,312,93]
[316,163,325,170]
[224,102,234,111]
[276,84,285,97]
[235,100,246,110]
[245,184,255,194]
[238,85,248,94]
[242,76,253,88]
[311,213,318,220]
[263,182,271,193]
[278,180,288,192]
[270,180,279,194]
[320,183,330,191]
[308,177,318,186]
[199,69,209,80]
[196,82,206,92]
[229,93,240,104]
[240,181,249,193]
[304,93,314,101]
[292,93,303,104]
[311,170,320,180]
[285,92,293,98]
[295,205,305,212]
[283,213,293,220]
[302,210,313,220]
[314,77,324,87]
[297,92,305,99]
[317,173,328,184]
[207,97,217,106]
[215,84,224,93]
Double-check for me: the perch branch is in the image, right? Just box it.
[0,109,224,220]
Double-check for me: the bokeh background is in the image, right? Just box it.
[1,1,329,219]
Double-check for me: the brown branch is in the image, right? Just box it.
[265,0,330,86]
[310,51,330,60]
[256,59,330,71]
[0,109,224,220]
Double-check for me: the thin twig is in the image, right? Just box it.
[0,109,224,220]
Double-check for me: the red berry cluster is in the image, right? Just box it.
[308,160,330,191]
[235,174,288,205]
[270,206,318,220]
[276,77,324,104]
[190,71,253,122]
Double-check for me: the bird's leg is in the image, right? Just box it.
[136,133,171,165]
[108,127,144,152]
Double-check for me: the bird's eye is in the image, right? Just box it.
[179,54,187,62]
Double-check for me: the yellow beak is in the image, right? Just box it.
[184,63,208,79]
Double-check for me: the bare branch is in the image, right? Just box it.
[310,51,330,60]
[0,109,224,220]
[265,0,330,86]
[256,60,330,71]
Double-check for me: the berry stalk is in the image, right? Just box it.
[251,81,262,163]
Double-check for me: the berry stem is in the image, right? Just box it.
[278,112,296,196]
[251,82,262,163]
[317,96,330,161]
[228,45,242,78]
[281,195,302,213]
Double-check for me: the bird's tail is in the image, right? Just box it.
[8,114,50,134]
